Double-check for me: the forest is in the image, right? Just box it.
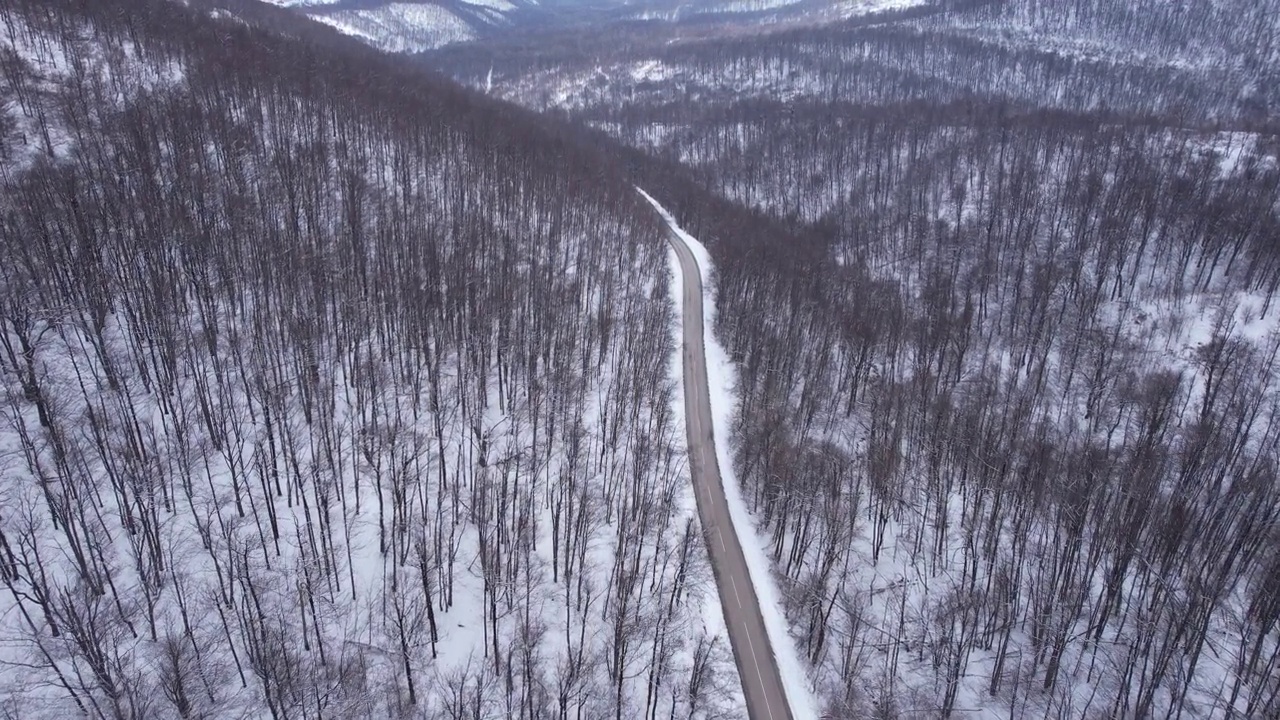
[0,0,744,717]
[632,106,1280,718]
[439,0,1280,716]
[4,0,1280,716]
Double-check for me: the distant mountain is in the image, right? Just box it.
[620,0,925,24]
[256,0,343,6]
[256,0,546,51]
[265,0,929,53]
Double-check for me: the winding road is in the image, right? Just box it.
[648,194,797,720]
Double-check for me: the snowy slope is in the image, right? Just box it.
[310,2,476,52]
[0,2,745,717]
[299,0,541,52]
[632,0,923,23]
[256,0,344,6]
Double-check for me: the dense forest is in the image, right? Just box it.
[634,106,1280,718]
[0,0,743,717]
[4,0,1280,716]
[445,0,1278,128]
[440,0,1280,716]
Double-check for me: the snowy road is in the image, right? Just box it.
[649,197,797,720]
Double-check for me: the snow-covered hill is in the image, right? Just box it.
[632,0,924,23]
[0,1,747,716]
[420,0,1280,716]
[269,0,541,52]
[271,0,929,54]
[257,0,344,6]
[308,2,478,51]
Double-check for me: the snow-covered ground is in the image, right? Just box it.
[690,0,806,15]
[827,0,924,19]
[298,0,543,53]
[309,3,476,52]
[462,0,518,12]
[0,9,744,717]
[643,0,923,20]
[625,113,1280,716]
[256,0,343,6]
[0,13,185,174]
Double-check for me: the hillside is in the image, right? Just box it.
[269,0,933,55]
[300,0,543,52]
[439,0,1277,125]
[0,0,744,717]
[6,0,1280,717]
[428,0,1280,716]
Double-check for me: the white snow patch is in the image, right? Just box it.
[630,60,673,83]
[829,0,924,16]
[0,13,185,173]
[309,3,474,53]
[695,0,805,14]
[462,0,517,12]
[255,0,343,6]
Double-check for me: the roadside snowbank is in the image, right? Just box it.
[640,188,820,720]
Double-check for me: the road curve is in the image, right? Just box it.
[655,202,796,720]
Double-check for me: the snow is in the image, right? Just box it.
[309,3,475,53]
[629,60,673,83]
[462,0,517,12]
[1183,131,1264,177]
[643,0,919,19]
[0,14,185,174]
[694,0,806,14]
[834,0,923,12]
[821,0,924,19]
[255,0,342,6]
[0,228,740,717]
[0,11,737,706]
[639,188,821,720]
[927,1,1269,77]
[208,8,249,26]
[631,122,1280,715]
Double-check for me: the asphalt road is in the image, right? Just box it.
[665,225,796,720]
